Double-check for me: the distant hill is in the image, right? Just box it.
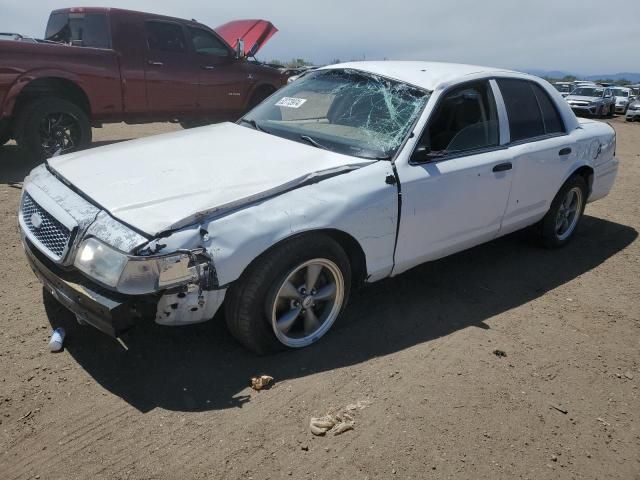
[523,69,640,83]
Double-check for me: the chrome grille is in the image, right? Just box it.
[21,193,71,259]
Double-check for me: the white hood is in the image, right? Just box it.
[48,123,373,235]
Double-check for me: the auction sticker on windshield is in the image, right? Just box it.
[275,97,307,108]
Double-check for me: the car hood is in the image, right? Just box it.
[566,95,599,102]
[214,19,277,56]
[47,123,373,236]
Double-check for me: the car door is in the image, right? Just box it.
[144,20,198,117]
[496,78,577,235]
[393,79,514,275]
[186,26,253,120]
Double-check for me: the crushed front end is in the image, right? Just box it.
[18,164,225,338]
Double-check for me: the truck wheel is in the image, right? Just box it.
[608,104,615,117]
[245,87,274,113]
[15,98,91,159]
[0,129,10,146]
[539,175,587,249]
[224,234,351,354]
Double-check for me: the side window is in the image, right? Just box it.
[531,84,565,135]
[146,22,186,53]
[187,27,229,57]
[420,81,499,155]
[497,79,545,142]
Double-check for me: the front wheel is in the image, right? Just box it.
[539,175,588,248]
[224,234,351,354]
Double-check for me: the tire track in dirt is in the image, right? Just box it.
[4,405,132,480]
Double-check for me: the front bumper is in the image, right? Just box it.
[615,105,628,113]
[626,109,640,121]
[24,238,156,337]
[569,105,597,115]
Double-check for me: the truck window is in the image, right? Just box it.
[45,12,110,49]
[146,22,186,53]
[187,27,229,57]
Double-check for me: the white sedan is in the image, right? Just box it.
[19,61,618,353]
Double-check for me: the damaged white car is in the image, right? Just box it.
[19,62,618,353]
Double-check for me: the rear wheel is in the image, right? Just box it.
[224,234,351,354]
[539,175,588,248]
[15,98,91,159]
[608,104,615,117]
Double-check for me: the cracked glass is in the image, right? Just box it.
[241,69,430,160]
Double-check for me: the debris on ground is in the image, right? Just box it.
[493,349,507,358]
[48,327,65,353]
[550,404,568,414]
[310,399,371,436]
[250,375,274,391]
[623,371,634,380]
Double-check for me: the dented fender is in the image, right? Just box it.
[152,161,399,289]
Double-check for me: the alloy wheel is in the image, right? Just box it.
[270,258,345,348]
[39,112,81,157]
[555,186,583,241]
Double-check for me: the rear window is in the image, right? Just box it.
[531,84,565,135]
[45,12,110,49]
[497,79,545,142]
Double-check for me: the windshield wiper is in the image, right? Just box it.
[238,118,266,132]
[300,134,331,151]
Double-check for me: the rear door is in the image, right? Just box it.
[497,78,576,234]
[186,26,251,119]
[144,20,198,116]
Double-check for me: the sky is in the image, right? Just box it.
[2,0,638,75]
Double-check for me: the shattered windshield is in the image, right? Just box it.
[241,69,430,160]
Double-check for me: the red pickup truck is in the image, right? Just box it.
[0,7,285,158]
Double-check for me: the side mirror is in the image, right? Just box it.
[235,39,245,59]
[411,145,444,163]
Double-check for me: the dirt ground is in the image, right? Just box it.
[0,117,638,480]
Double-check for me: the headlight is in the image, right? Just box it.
[74,238,202,295]
[74,238,128,287]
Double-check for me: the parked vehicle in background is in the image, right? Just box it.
[286,66,319,84]
[611,87,634,114]
[626,97,640,122]
[628,85,640,97]
[0,7,285,158]
[18,62,618,353]
[565,86,615,117]
[553,81,574,97]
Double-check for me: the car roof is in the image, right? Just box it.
[320,61,530,91]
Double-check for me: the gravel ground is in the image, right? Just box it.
[0,117,638,480]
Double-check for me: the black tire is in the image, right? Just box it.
[0,125,11,145]
[539,175,588,249]
[224,234,351,354]
[15,97,91,159]
[245,87,274,113]
[608,104,615,117]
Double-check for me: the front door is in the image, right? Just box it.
[393,80,514,275]
[186,26,253,120]
[144,20,198,117]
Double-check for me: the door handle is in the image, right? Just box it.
[200,65,216,70]
[492,162,512,173]
[147,60,164,66]
[559,147,572,156]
